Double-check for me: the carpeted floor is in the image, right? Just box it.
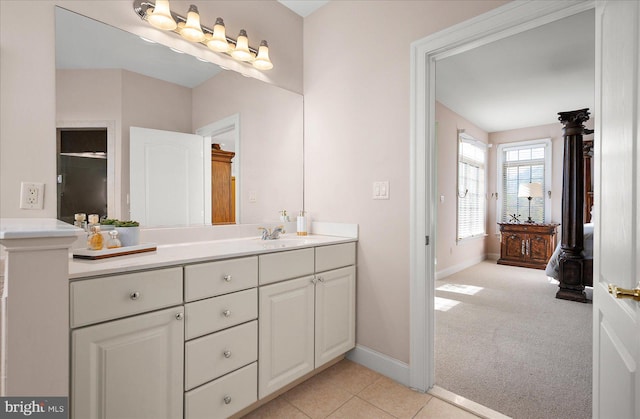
[435,260,592,419]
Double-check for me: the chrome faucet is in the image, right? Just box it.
[259,225,285,240]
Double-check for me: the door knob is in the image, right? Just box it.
[608,284,640,301]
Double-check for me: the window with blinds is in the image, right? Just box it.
[497,139,552,224]
[457,133,486,241]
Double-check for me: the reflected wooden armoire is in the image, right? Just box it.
[211,144,236,225]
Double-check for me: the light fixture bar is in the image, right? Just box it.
[133,0,259,55]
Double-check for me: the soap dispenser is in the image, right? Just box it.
[296,210,307,236]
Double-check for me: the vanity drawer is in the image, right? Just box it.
[315,242,356,272]
[185,320,257,390]
[185,362,257,419]
[70,267,183,328]
[184,256,258,302]
[259,248,314,285]
[185,288,257,340]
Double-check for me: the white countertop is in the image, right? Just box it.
[0,218,82,239]
[69,234,356,279]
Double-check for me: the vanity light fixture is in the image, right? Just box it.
[133,0,273,70]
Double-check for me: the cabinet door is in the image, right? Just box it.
[503,232,526,260]
[315,266,356,368]
[528,234,551,264]
[72,307,184,419]
[259,276,315,399]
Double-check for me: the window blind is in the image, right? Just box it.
[457,135,486,240]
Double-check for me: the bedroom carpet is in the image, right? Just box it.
[435,260,592,419]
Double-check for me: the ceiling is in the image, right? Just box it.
[436,9,595,133]
[277,0,329,17]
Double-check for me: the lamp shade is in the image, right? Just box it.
[206,17,229,52]
[231,29,253,61]
[146,0,177,30]
[253,40,273,70]
[178,5,205,43]
[518,182,543,198]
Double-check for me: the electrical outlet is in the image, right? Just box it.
[20,182,44,210]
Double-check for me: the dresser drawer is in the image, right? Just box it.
[185,288,257,340]
[315,242,356,272]
[185,320,257,390]
[70,267,183,328]
[185,256,258,302]
[185,362,257,419]
[259,248,314,285]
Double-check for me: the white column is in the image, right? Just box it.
[0,219,80,396]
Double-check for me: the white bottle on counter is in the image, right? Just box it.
[297,210,307,236]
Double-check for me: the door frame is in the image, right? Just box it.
[408,0,596,392]
[56,120,118,219]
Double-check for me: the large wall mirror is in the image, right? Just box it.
[55,7,303,227]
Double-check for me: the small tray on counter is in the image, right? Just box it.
[73,243,157,260]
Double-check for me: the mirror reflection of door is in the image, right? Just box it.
[57,128,108,224]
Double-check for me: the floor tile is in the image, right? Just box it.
[283,372,353,418]
[327,396,394,419]
[358,376,431,419]
[318,359,383,395]
[242,396,309,419]
[414,397,480,419]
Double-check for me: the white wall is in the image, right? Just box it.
[303,0,508,364]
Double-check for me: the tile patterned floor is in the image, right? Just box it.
[241,359,481,419]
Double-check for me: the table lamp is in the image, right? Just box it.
[518,182,543,223]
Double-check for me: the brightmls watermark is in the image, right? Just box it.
[0,398,67,418]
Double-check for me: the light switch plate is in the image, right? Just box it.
[373,181,389,200]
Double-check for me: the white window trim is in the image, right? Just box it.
[496,138,552,231]
[457,132,488,242]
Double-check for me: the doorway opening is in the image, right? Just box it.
[57,128,108,224]
[408,0,596,408]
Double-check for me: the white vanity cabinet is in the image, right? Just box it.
[70,268,184,419]
[258,243,356,399]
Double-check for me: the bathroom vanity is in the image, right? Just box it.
[67,232,356,419]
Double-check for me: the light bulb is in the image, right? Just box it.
[231,29,253,62]
[179,5,205,43]
[253,40,273,70]
[206,17,230,52]
[146,0,177,30]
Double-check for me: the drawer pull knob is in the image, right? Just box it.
[223,395,232,405]
[224,275,232,282]
[317,276,325,283]
[130,292,140,300]
[223,350,232,358]
[175,313,184,320]
[223,310,231,317]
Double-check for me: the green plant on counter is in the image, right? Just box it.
[114,220,140,227]
[100,219,139,227]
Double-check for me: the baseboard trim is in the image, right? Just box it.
[436,254,487,280]
[346,345,410,387]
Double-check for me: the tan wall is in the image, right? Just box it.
[435,102,489,273]
[303,0,507,364]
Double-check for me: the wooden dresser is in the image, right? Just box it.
[497,223,559,270]
[211,145,236,225]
